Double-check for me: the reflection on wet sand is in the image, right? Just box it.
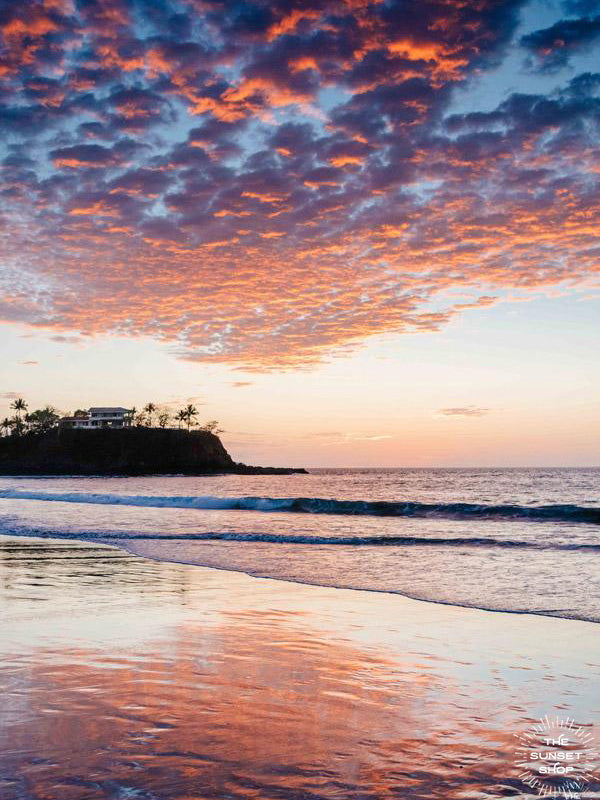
[0,537,598,800]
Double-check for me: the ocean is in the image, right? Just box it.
[1,467,599,622]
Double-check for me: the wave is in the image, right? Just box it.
[1,525,600,551]
[1,488,600,525]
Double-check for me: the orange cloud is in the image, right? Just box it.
[266,9,322,40]
[2,15,59,38]
[329,156,364,167]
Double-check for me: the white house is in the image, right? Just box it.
[89,407,132,427]
[60,407,132,429]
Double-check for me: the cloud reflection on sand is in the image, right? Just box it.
[0,537,598,799]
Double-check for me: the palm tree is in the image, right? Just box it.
[127,407,137,427]
[175,409,186,429]
[182,404,198,432]
[1,417,12,437]
[144,402,156,427]
[10,398,27,422]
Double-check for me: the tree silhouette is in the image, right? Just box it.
[26,406,60,434]
[200,420,223,434]
[10,398,27,421]
[181,404,198,432]
[144,402,156,427]
[9,399,27,435]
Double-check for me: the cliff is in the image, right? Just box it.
[0,428,306,476]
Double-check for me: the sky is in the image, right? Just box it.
[0,0,599,467]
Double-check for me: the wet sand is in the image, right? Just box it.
[0,534,599,799]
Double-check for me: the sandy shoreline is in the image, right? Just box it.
[1,534,599,799]
[115,534,600,625]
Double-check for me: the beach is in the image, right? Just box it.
[1,533,598,800]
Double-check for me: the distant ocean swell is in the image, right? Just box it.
[1,489,600,525]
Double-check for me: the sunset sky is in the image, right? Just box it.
[1,0,599,466]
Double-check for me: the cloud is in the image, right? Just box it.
[230,381,254,388]
[306,432,392,443]
[436,406,491,417]
[49,334,84,344]
[0,0,597,370]
[351,435,393,441]
[50,143,126,169]
[521,14,600,69]
[562,1,598,13]
[19,361,39,366]
[162,396,206,406]
[0,392,24,400]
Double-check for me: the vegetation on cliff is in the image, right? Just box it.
[1,397,223,436]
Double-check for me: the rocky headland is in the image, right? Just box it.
[0,428,306,476]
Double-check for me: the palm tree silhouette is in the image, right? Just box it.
[10,398,27,421]
[175,409,186,429]
[1,417,12,437]
[182,404,198,432]
[144,402,156,427]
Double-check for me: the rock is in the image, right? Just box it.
[0,428,306,476]
[233,463,308,475]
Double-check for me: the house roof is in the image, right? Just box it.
[89,407,130,413]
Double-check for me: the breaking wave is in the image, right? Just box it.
[1,488,600,525]
[2,526,600,551]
